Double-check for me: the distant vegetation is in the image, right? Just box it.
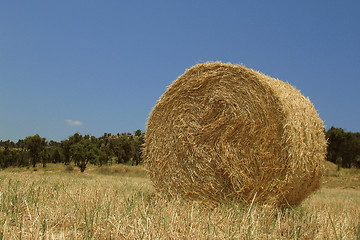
[326,127,360,168]
[0,130,144,172]
[0,127,359,172]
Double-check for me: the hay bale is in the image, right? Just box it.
[144,62,327,207]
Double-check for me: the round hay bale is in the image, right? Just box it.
[144,62,327,207]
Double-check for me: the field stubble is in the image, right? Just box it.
[0,164,359,239]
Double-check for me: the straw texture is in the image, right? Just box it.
[144,62,327,207]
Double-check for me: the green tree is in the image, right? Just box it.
[41,147,49,167]
[135,129,142,137]
[109,137,126,164]
[52,148,62,163]
[24,134,47,167]
[61,139,72,165]
[0,143,11,168]
[326,127,360,168]
[133,134,144,165]
[60,133,83,165]
[16,139,25,150]
[97,150,108,166]
[71,138,100,172]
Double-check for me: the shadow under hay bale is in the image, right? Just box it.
[144,62,327,207]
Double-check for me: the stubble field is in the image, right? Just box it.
[0,163,359,239]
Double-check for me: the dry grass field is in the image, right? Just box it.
[0,163,359,239]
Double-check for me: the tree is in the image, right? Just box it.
[41,147,49,167]
[109,137,126,164]
[24,134,47,168]
[326,127,360,168]
[71,138,100,172]
[326,127,345,164]
[16,139,25,150]
[52,148,62,163]
[0,143,10,168]
[135,129,142,137]
[133,134,144,166]
[60,133,83,165]
[61,139,72,165]
[98,150,109,166]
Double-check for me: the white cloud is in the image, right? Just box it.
[66,119,83,127]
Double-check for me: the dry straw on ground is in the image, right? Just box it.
[144,62,327,207]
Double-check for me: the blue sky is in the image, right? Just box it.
[1,1,359,141]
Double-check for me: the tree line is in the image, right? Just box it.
[0,130,144,172]
[1,127,359,172]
